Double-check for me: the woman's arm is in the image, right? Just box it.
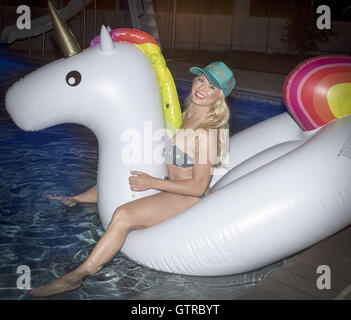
[130,163,212,197]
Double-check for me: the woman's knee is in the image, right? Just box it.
[110,205,135,231]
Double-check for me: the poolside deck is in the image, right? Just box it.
[237,225,351,300]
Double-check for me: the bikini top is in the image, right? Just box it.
[164,135,194,168]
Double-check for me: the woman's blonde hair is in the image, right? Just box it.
[182,79,230,167]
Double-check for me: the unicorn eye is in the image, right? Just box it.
[66,70,81,87]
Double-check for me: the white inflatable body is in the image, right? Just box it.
[123,113,351,275]
[6,27,351,276]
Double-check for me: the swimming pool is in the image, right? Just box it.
[0,53,288,300]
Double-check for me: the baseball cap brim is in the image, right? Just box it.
[189,67,222,90]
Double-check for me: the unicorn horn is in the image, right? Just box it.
[48,0,81,58]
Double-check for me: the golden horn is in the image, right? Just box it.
[48,0,81,57]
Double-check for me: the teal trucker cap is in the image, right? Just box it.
[190,61,236,98]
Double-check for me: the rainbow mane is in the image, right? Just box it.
[90,28,182,134]
[283,55,351,131]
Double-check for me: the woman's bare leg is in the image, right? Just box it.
[29,192,200,297]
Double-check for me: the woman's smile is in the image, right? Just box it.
[194,91,205,99]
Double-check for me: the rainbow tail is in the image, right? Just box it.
[283,55,351,131]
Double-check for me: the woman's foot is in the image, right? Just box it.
[28,266,88,298]
[42,194,83,207]
[42,185,97,207]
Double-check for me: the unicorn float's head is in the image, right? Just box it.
[6,1,181,133]
[5,1,182,228]
[6,25,157,133]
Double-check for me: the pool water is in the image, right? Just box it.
[0,53,287,300]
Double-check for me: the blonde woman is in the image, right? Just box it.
[30,62,236,297]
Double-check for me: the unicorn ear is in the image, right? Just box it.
[100,25,115,53]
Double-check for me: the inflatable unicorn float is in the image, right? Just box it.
[5,1,351,276]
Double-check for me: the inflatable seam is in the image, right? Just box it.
[339,131,351,159]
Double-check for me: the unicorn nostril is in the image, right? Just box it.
[66,70,82,87]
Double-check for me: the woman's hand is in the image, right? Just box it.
[129,171,155,192]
